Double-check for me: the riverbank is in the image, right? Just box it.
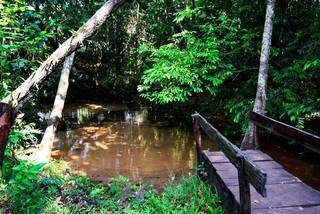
[0,160,223,213]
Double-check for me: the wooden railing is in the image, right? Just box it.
[249,111,320,154]
[192,112,267,214]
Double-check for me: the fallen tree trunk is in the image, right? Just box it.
[2,0,127,107]
[37,53,75,163]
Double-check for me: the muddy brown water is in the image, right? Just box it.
[52,103,217,187]
[259,136,320,191]
[52,103,320,190]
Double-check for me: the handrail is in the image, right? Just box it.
[193,112,267,196]
[249,111,320,154]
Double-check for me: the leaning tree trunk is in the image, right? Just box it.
[0,0,126,168]
[37,53,75,163]
[241,0,276,149]
[2,0,127,107]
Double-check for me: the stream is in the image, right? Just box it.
[51,102,320,190]
[51,102,216,187]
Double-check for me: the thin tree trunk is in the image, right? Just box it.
[241,0,276,149]
[37,53,75,163]
[2,0,127,107]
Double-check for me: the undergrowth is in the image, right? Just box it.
[0,161,223,213]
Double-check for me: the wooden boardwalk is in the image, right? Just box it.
[201,149,320,214]
[192,112,320,214]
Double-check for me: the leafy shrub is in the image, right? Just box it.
[0,0,54,99]
[138,8,248,105]
[5,161,46,211]
[0,160,223,213]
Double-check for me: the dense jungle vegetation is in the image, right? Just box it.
[2,0,319,133]
[0,0,319,212]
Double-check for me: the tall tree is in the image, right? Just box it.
[1,0,127,107]
[241,0,276,149]
[37,53,75,163]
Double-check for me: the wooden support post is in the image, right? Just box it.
[193,113,202,176]
[237,154,251,214]
[0,103,12,168]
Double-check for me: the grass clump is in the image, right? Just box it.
[0,160,223,213]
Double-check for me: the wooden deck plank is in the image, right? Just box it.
[201,150,320,213]
[220,169,301,186]
[229,183,320,209]
[205,150,273,163]
[212,160,283,172]
[253,205,320,214]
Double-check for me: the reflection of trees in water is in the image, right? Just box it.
[65,106,93,124]
[131,125,192,165]
[170,128,193,163]
[62,104,149,127]
[53,121,199,185]
[127,125,194,165]
[55,123,196,170]
[51,105,200,185]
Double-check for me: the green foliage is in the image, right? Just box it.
[1,113,41,183]
[1,0,319,138]
[138,7,248,104]
[265,0,320,130]
[7,114,40,147]
[127,176,223,213]
[197,161,205,177]
[225,99,254,133]
[0,0,54,99]
[1,0,319,212]
[9,162,44,202]
[0,161,223,213]
[135,0,320,136]
[2,161,45,211]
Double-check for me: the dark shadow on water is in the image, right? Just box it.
[259,132,320,191]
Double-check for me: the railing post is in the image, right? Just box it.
[237,154,251,214]
[193,113,202,177]
[0,103,12,168]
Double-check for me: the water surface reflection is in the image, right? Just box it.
[53,105,216,187]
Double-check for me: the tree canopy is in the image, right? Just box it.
[2,0,319,135]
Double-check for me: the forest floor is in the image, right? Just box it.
[0,160,223,213]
